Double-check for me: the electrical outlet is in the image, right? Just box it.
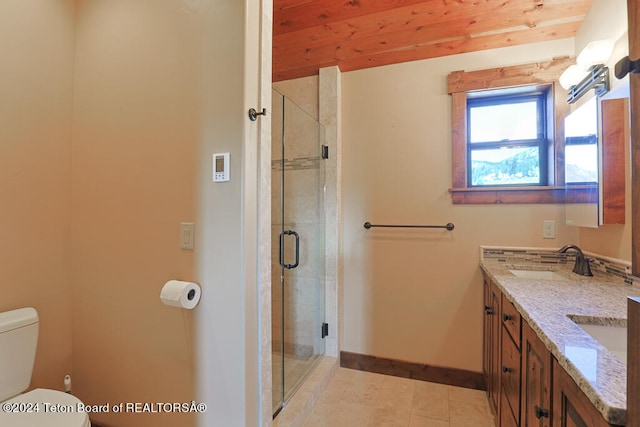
[543,220,555,239]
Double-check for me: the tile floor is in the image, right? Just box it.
[300,368,496,427]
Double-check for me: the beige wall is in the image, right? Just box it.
[71,1,265,426]
[0,0,76,391]
[71,1,200,425]
[341,39,581,372]
[194,0,264,425]
[2,1,266,425]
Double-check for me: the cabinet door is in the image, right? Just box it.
[490,279,502,416]
[521,322,551,427]
[600,98,627,224]
[552,359,612,427]
[501,326,521,424]
[501,392,520,427]
[482,274,502,419]
[483,276,492,391]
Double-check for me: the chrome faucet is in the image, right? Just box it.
[558,244,593,276]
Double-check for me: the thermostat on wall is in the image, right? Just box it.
[213,153,230,182]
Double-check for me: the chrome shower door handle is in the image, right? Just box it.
[279,230,299,269]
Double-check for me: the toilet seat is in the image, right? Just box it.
[0,388,90,427]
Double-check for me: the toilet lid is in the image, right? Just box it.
[0,388,90,427]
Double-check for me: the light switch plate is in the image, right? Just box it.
[181,222,195,249]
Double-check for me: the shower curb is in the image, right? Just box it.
[273,356,338,426]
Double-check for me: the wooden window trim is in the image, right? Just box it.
[448,57,580,204]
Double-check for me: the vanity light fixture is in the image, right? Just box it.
[563,65,610,104]
[577,39,615,69]
[559,65,588,91]
[559,39,614,104]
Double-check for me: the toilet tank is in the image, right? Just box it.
[0,308,38,402]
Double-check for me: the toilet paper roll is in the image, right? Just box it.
[160,280,201,309]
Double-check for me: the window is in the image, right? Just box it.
[447,58,574,204]
[467,87,549,187]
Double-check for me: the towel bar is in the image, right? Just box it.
[363,222,454,231]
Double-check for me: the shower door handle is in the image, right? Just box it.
[279,230,300,269]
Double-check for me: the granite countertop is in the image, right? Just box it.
[480,246,640,426]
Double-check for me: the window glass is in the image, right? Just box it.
[470,146,540,186]
[467,90,547,187]
[469,101,539,143]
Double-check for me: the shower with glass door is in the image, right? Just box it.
[271,89,326,416]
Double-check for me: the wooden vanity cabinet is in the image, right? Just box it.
[552,359,615,427]
[502,296,521,345]
[483,275,502,418]
[502,392,520,427]
[521,321,552,427]
[482,274,523,425]
[482,273,618,427]
[502,296,522,426]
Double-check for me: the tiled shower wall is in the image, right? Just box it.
[319,66,341,358]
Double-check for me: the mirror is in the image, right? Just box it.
[565,96,600,228]
[565,94,627,228]
[565,93,627,228]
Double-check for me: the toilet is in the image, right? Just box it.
[0,307,90,427]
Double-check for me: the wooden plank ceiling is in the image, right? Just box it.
[272,0,592,82]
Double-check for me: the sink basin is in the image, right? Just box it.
[509,269,566,280]
[568,315,628,363]
[577,323,627,363]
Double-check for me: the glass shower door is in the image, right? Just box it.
[272,89,326,415]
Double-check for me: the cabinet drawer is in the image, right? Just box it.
[502,295,521,349]
[502,326,521,424]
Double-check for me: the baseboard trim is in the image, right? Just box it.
[340,351,486,391]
